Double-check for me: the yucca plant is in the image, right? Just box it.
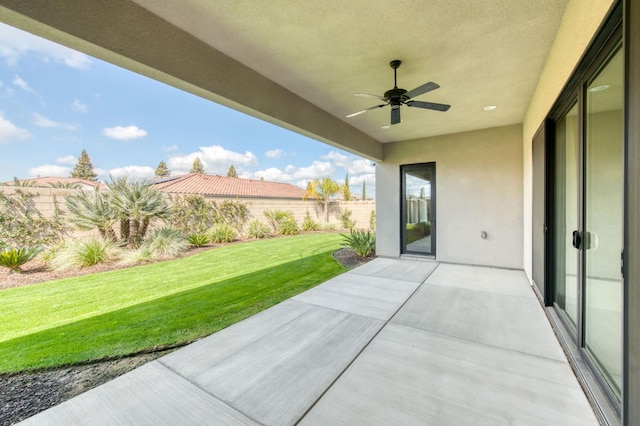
[0,246,42,273]
[187,233,210,247]
[143,227,189,259]
[244,219,272,239]
[341,228,376,258]
[279,217,300,235]
[209,223,237,243]
[301,211,320,231]
[50,237,123,270]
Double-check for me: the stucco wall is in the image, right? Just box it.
[521,0,616,280]
[377,124,523,269]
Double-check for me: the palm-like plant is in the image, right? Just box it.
[107,176,171,248]
[65,188,118,239]
[304,177,341,223]
[0,246,42,273]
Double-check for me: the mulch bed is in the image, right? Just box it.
[0,246,373,425]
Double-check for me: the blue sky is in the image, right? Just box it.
[0,23,375,194]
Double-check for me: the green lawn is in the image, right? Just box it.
[0,233,345,373]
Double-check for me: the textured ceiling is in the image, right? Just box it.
[133,0,569,143]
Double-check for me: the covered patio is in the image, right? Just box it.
[20,258,595,425]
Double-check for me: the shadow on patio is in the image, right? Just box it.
[20,258,597,425]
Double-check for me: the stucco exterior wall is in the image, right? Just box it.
[377,124,523,269]
[521,0,616,280]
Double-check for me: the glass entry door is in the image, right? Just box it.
[401,163,435,256]
[552,44,623,400]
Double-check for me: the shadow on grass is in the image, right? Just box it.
[0,252,344,374]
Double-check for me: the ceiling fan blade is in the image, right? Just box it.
[404,82,440,100]
[391,107,401,125]
[405,100,451,112]
[354,93,387,101]
[346,103,387,118]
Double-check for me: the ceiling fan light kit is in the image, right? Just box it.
[347,59,450,125]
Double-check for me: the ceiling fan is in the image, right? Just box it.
[346,60,450,125]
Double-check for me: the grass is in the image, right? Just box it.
[0,233,345,373]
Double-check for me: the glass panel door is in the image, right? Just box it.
[401,163,435,255]
[584,46,623,397]
[553,103,580,328]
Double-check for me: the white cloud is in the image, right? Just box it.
[0,112,30,144]
[162,144,178,152]
[247,160,334,188]
[322,151,375,175]
[33,113,76,130]
[107,166,155,180]
[12,75,34,93]
[28,164,70,178]
[56,155,77,165]
[72,99,87,113]
[103,125,147,140]
[265,149,284,159]
[0,23,91,69]
[167,145,258,175]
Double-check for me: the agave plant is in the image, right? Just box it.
[0,246,43,273]
[341,229,376,258]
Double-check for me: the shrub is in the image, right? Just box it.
[169,195,216,235]
[209,223,237,243]
[321,223,339,232]
[50,238,123,270]
[279,217,300,235]
[0,188,66,247]
[244,219,272,239]
[143,227,189,259]
[188,233,210,247]
[119,246,154,265]
[217,200,250,230]
[369,210,376,231]
[0,246,43,273]
[341,229,376,257]
[263,210,289,233]
[301,211,320,231]
[339,209,355,230]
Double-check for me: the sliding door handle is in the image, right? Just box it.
[572,230,582,249]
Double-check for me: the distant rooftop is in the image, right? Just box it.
[154,173,306,199]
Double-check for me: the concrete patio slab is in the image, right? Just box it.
[349,256,437,282]
[292,273,421,320]
[425,263,533,297]
[19,362,258,426]
[160,299,384,425]
[301,324,597,425]
[392,281,566,360]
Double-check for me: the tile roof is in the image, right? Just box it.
[154,173,307,199]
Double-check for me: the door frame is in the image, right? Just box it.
[400,162,436,256]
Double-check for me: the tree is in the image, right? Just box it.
[65,177,171,248]
[342,173,352,201]
[108,177,172,248]
[190,157,205,174]
[227,165,238,177]
[155,160,170,178]
[70,149,98,181]
[362,181,367,201]
[304,177,341,223]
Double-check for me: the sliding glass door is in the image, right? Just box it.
[552,43,623,401]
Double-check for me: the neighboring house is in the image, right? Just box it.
[154,173,373,225]
[154,173,306,200]
[2,1,637,424]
